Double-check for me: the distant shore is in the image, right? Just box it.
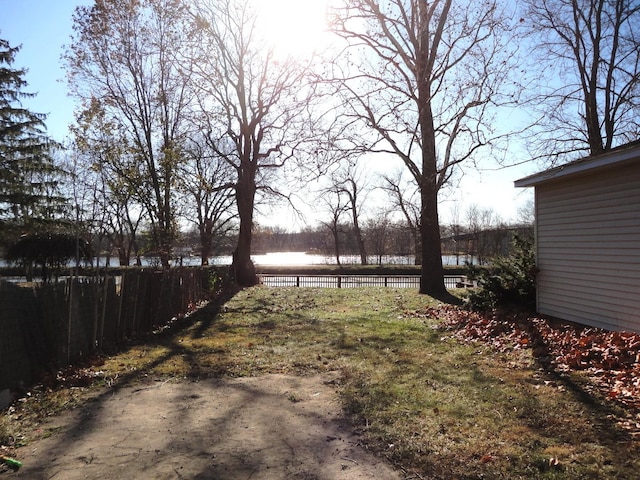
[255,264,469,276]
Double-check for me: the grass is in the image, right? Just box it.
[2,286,639,479]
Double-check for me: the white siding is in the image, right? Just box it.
[535,161,640,332]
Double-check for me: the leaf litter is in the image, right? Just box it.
[425,304,640,435]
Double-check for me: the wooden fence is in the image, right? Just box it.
[0,268,220,391]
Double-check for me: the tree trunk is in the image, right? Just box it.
[353,223,367,265]
[419,183,446,297]
[118,248,129,267]
[417,95,445,293]
[231,172,258,287]
[152,219,172,268]
[199,226,211,266]
[331,225,342,267]
[416,0,447,297]
[348,184,367,265]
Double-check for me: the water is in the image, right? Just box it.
[1,252,476,268]
[164,252,473,267]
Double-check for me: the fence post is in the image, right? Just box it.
[117,272,125,341]
[296,276,300,287]
[99,274,109,348]
[337,276,342,288]
[66,278,74,364]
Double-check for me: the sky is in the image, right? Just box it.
[0,0,536,227]
[1,0,92,140]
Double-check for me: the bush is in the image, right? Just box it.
[465,235,538,312]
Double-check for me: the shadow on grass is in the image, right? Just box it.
[523,320,635,444]
[431,290,464,306]
[189,284,241,339]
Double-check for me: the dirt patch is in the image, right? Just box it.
[8,373,401,479]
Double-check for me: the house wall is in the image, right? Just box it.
[535,160,640,332]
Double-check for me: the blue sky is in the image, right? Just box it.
[1,0,92,141]
[0,0,534,225]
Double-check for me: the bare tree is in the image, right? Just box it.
[331,0,519,296]
[324,160,371,264]
[105,193,144,267]
[448,202,463,265]
[517,198,535,226]
[365,212,391,265]
[187,0,323,285]
[65,0,195,267]
[381,171,421,264]
[57,145,104,269]
[465,204,500,265]
[319,188,349,266]
[177,138,237,265]
[71,98,146,266]
[524,0,640,161]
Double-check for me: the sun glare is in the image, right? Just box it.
[256,0,331,58]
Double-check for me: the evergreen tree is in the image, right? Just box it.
[0,38,65,244]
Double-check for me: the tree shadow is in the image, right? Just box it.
[431,289,464,306]
[523,318,636,443]
[188,284,241,339]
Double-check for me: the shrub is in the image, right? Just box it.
[465,235,538,312]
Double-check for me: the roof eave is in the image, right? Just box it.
[514,142,640,188]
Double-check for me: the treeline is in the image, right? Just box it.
[1,203,532,275]
[173,217,533,266]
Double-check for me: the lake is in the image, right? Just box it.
[174,252,474,267]
[1,252,476,268]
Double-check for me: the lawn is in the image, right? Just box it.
[3,286,639,479]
